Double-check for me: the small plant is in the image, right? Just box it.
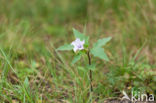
[57,28,111,94]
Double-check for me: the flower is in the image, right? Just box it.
[71,38,85,52]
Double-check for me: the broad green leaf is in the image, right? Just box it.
[91,47,109,61]
[93,37,112,47]
[73,28,85,40]
[57,44,73,51]
[71,54,81,64]
[87,64,96,71]
[72,28,89,44]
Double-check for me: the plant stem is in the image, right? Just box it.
[87,51,93,92]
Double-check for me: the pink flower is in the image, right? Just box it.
[71,38,85,52]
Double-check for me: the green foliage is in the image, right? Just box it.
[57,28,111,80]
[77,66,87,72]
[57,28,111,63]
[91,47,109,61]
[90,37,111,61]
[73,28,89,44]
[57,44,73,51]
[87,64,96,71]
[72,53,81,64]
[0,0,156,102]
[93,37,112,47]
[24,77,29,89]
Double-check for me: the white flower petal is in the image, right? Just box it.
[71,41,76,46]
[71,38,85,52]
[79,46,84,50]
[81,40,85,45]
[73,47,78,52]
[76,38,81,42]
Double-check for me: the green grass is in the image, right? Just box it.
[0,0,156,102]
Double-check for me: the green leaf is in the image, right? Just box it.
[91,47,109,61]
[87,64,96,71]
[24,77,29,88]
[57,44,73,51]
[77,66,87,72]
[71,54,81,64]
[72,28,89,43]
[93,37,112,47]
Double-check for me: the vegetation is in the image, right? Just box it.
[0,0,156,102]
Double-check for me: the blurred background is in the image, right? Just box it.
[0,0,156,102]
[0,0,156,51]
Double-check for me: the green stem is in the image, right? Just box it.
[87,51,93,92]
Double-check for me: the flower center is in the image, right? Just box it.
[77,44,82,48]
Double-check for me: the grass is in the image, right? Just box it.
[0,0,156,102]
